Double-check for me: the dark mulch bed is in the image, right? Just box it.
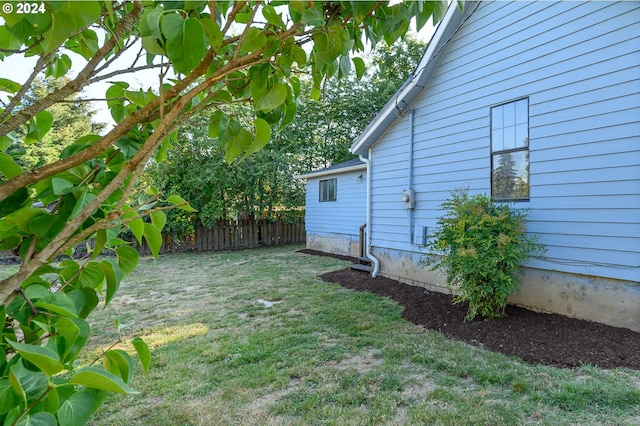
[299,249,640,370]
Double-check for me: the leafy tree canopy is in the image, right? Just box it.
[146,35,427,234]
[0,1,450,423]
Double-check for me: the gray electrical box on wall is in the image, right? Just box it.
[402,189,416,209]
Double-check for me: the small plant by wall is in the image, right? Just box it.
[422,189,545,321]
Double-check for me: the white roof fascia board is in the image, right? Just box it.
[294,163,367,180]
[350,1,471,155]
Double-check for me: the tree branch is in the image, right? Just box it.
[0,1,144,138]
[0,53,52,123]
[88,63,165,86]
[0,48,215,203]
[232,2,260,60]
[222,1,247,35]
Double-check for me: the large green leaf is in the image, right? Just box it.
[166,194,197,212]
[34,292,78,318]
[54,317,79,362]
[415,0,436,32]
[291,44,307,67]
[255,83,287,112]
[46,53,72,78]
[199,18,222,49]
[55,317,89,364]
[115,245,139,276]
[68,189,96,220]
[280,100,298,130]
[301,6,325,26]
[127,217,144,245]
[0,378,20,414]
[77,261,105,289]
[352,57,365,79]
[349,1,378,23]
[51,177,74,195]
[65,29,99,60]
[29,213,65,244]
[313,25,348,70]
[131,337,151,374]
[23,284,50,301]
[59,259,80,286]
[103,349,134,384]
[143,223,162,259]
[7,341,63,376]
[25,110,54,144]
[249,64,270,103]
[339,54,351,78]
[41,1,101,54]
[0,77,21,93]
[14,411,57,426]
[56,391,95,426]
[141,35,165,55]
[0,152,23,179]
[139,4,162,38]
[159,12,182,38]
[238,27,267,53]
[68,288,99,319]
[115,135,143,159]
[0,132,16,152]
[91,229,107,260]
[100,259,122,306]
[0,26,22,54]
[0,188,29,217]
[239,118,271,161]
[164,16,206,74]
[70,367,139,394]
[150,211,167,232]
[124,89,151,108]
[262,5,285,28]
[224,126,252,163]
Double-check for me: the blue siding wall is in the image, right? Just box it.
[370,1,640,282]
[305,169,366,237]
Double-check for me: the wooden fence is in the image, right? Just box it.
[132,218,305,256]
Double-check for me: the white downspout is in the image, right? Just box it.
[359,151,380,277]
[408,108,415,244]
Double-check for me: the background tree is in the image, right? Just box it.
[493,152,517,199]
[0,1,448,423]
[286,35,427,170]
[8,76,104,169]
[146,35,427,236]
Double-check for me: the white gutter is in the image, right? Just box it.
[294,164,366,180]
[359,152,380,277]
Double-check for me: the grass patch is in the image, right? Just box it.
[23,245,637,425]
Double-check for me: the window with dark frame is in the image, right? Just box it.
[319,178,337,202]
[491,98,530,201]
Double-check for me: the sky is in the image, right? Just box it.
[1,14,437,130]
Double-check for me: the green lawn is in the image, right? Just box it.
[76,245,639,425]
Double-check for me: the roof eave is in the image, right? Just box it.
[350,1,471,156]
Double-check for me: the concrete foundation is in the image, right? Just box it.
[372,247,640,332]
[306,233,360,258]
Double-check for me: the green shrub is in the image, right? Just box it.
[422,189,544,321]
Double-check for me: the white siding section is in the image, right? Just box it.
[305,169,366,237]
[369,1,640,282]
